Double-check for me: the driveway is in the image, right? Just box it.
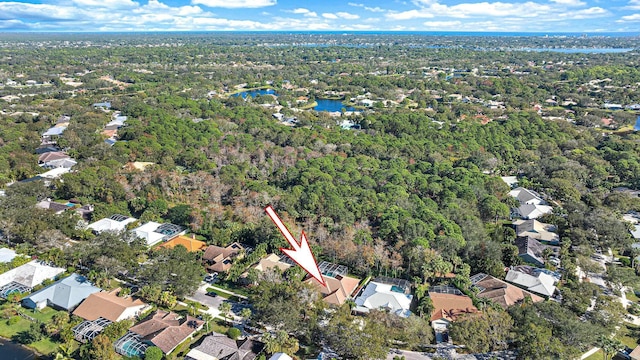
[187,282,225,310]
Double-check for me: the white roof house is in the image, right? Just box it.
[132,222,164,246]
[501,176,519,188]
[505,268,556,297]
[131,222,185,247]
[39,167,71,180]
[22,273,101,311]
[515,204,553,220]
[509,187,545,205]
[88,214,137,234]
[354,281,413,318]
[0,260,65,289]
[0,248,18,263]
[270,354,293,360]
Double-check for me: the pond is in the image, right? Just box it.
[231,88,277,99]
[313,99,358,112]
[0,338,38,360]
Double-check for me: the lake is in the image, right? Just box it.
[0,338,38,360]
[231,88,277,99]
[313,99,358,112]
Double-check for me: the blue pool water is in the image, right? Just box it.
[390,285,405,293]
[635,116,640,131]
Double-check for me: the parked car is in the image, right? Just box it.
[205,291,218,298]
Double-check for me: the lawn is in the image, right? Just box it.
[0,316,31,338]
[628,290,639,302]
[205,288,230,299]
[31,337,61,355]
[584,349,604,360]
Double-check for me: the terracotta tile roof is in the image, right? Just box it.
[472,274,543,309]
[130,310,204,354]
[306,274,360,306]
[72,288,147,322]
[429,292,478,322]
[157,235,207,252]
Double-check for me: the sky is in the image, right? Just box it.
[0,0,639,33]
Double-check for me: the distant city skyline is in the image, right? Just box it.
[0,0,638,33]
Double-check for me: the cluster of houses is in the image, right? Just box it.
[93,102,128,146]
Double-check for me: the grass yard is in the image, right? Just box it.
[30,337,60,355]
[584,349,603,360]
[628,290,639,302]
[0,316,31,338]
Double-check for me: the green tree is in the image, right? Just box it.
[219,302,232,324]
[145,346,164,360]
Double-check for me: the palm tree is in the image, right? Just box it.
[201,313,214,333]
[219,302,232,324]
[240,307,251,329]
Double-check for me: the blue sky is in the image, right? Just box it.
[0,0,638,32]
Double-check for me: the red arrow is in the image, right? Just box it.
[265,206,327,288]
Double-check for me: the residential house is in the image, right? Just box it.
[117,310,204,356]
[36,199,71,214]
[250,253,292,273]
[353,277,412,317]
[515,204,553,220]
[628,345,640,360]
[202,242,245,273]
[93,102,111,110]
[87,214,137,234]
[38,151,70,164]
[22,273,101,311]
[509,187,545,205]
[513,219,559,245]
[156,235,207,252]
[304,261,360,306]
[42,158,77,169]
[500,176,519,189]
[72,288,149,322]
[509,187,553,219]
[41,126,66,145]
[0,260,65,298]
[505,266,557,297]
[269,353,293,360]
[184,332,264,360]
[0,248,18,263]
[515,236,559,267]
[470,273,543,309]
[131,221,185,247]
[429,286,478,339]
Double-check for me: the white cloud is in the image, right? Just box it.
[423,20,462,27]
[336,12,360,19]
[322,13,338,19]
[348,3,386,12]
[387,9,434,20]
[0,2,80,20]
[191,0,276,9]
[617,13,640,22]
[624,0,640,10]
[289,8,318,17]
[557,7,607,19]
[549,0,585,6]
[70,0,138,8]
[388,1,580,20]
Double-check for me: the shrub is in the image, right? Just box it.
[145,346,163,360]
[7,316,20,325]
[227,327,241,340]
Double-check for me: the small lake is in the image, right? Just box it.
[0,338,38,360]
[314,99,358,112]
[231,89,277,99]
